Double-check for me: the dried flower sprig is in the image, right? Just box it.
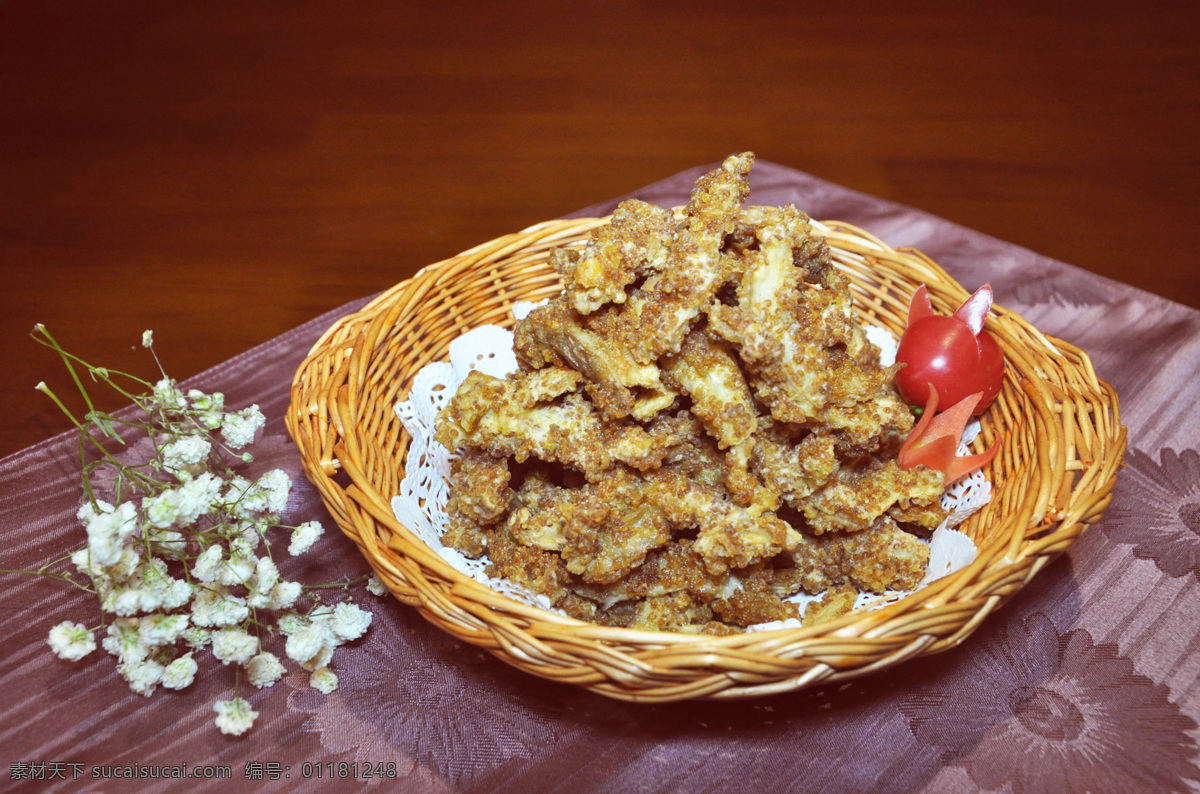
[5,325,386,736]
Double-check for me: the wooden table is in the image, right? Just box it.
[3,1,1197,458]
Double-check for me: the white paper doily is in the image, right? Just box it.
[392,306,988,628]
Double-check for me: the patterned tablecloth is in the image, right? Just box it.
[4,161,1199,793]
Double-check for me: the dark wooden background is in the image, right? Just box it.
[3,1,1198,459]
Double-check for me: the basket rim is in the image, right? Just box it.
[287,215,1127,698]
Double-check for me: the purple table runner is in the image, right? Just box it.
[4,161,1199,793]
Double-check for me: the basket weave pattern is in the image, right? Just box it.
[286,218,1126,701]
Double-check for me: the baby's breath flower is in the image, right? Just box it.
[309,667,338,694]
[120,658,165,697]
[31,332,380,739]
[159,578,193,610]
[229,519,265,550]
[222,477,252,509]
[213,697,258,736]
[218,547,255,587]
[85,501,138,568]
[245,589,271,610]
[110,588,144,617]
[220,405,265,450]
[139,613,190,646]
[152,378,188,413]
[161,653,197,690]
[211,628,258,666]
[162,435,211,473]
[210,595,250,627]
[277,613,309,636]
[246,652,286,689]
[77,499,115,524]
[183,627,212,651]
[285,622,331,670]
[226,470,289,519]
[254,557,279,594]
[107,547,142,584]
[131,561,181,614]
[329,601,372,642]
[192,545,224,584]
[72,550,115,597]
[288,521,324,556]
[175,473,222,525]
[137,556,170,584]
[47,621,96,662]
[147,528,187,559]
[102,618,146,663]
[256,470,291,514]
[366,574,387,596]
[70,548,104,579]
[187,389,225,430]
[302,645,333,672]
[191,588,249,627]
[267,580,302,611]
[142,491,179,529]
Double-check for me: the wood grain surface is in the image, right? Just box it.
[2,1,1197,459]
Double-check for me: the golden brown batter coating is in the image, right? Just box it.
[750,425,839,509]
[559,467,673,584]
[707,205,913,451]
[610,591,716,633]
[663,326,756,449]
[802,585,858,627]
[798,459,946,535]
[712,570,803,627]
[783,516,932,595]
[502,470,582,552]
[442,452,513,556]
[610,153,754,364]
[434,153,955,633]
[553,198,677,315]
[484,520,576,606]
[514,297,662,420]
[639,467,796,575]
[434,368,682,481]
[574,539,734,609]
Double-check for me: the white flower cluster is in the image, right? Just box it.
[44,374,379,738]
[279,600,372,692]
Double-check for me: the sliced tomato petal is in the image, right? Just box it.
[906,284,936,330]
[946,442,999,483]
[924,391,982,443]
[899,434,958,474]
[953,283,993,336]
[899,388,996,481]
[899,383,939,461]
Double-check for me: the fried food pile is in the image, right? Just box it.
[434,153,948,633]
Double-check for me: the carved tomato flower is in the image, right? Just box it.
[895,284,1004,414]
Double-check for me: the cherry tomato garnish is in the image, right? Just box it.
[894,284,1004,416]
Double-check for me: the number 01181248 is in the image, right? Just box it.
[300,762,398,779]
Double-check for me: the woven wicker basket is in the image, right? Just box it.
[286,216,1126,702]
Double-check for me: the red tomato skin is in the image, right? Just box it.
[895,316,1003,415]
[974,328,1004,411]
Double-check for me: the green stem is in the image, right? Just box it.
[34,382,83,430]
[0,568,95,594]
[33,326,100,416]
